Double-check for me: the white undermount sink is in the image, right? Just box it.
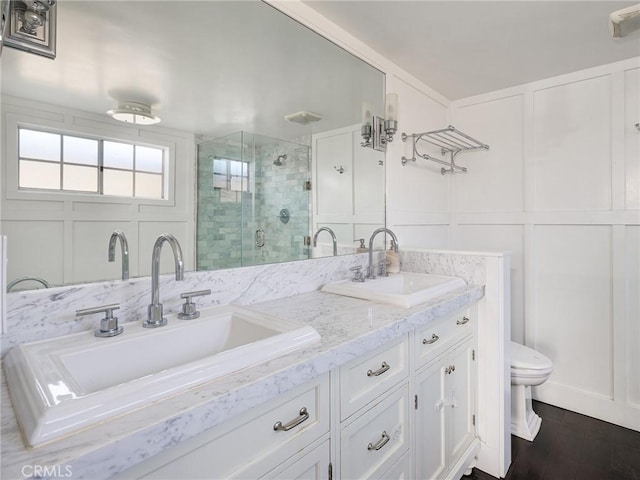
[3,304,320,447]
[321,272,466,308]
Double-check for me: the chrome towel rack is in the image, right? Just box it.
[401,125,489,175]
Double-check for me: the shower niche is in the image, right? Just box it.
[196,132,311,271]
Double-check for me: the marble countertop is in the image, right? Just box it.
[1,285,484,480]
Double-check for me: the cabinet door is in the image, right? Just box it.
[447,339,476,465]
[414,360,447,480]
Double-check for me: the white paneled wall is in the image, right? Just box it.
[626,226,640,407]
[386,76,451,248]
[533,75,612,211]
[451,58,640,430]
[625,69,640,210]
[0,97,196,287]
[312,124,386,252]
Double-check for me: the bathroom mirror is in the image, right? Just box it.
[0,0,386,290]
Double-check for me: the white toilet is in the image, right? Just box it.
[510,341,553,441]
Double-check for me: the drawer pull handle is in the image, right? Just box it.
[273,407,309,432]
[456,316,470,326]
[367,431,390,451]
[367,361,390,377]
[423,334,440,345]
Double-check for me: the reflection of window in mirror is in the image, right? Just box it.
[212,158,250,197]
[17,127,167,199]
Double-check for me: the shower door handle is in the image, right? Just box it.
[255,229,265,248]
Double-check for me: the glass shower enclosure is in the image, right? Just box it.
[196,132,310,271]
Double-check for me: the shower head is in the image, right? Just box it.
[274,154,287,166]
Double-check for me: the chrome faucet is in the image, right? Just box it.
[6,276,50,292]
[145,233,185,328]
[108,230,130,280]
[312,227,338,256]
[367,228,399,279]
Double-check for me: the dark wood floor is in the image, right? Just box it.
[468,400,640,480]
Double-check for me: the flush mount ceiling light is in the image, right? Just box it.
[284,111,323,125]
[107,102,161,125]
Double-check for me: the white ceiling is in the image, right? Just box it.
[2,1,638,139]
[304,1,640,99]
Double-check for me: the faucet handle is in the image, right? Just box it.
[76,304,123,338]
[349,265,365,283]
[378,259,389,277]
[178,289,211,320]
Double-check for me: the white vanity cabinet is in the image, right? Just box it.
[114,304,479,480]
[337,335,411,480]
[414,308,478,480]
[116,373,331,480]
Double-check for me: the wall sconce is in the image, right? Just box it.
[3,0,57,59]
[361,94,398,152]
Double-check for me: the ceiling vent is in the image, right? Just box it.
[284,111,323,125]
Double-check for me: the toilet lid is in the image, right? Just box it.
[511,342,553,371]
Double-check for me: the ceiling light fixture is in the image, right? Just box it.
[284,111,323,125]
[107,102,161,125]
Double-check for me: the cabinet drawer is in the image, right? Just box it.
[261,439,330,480]
[139,374,330,480]
[340,335,409,421]
[380,451,411,480]
[414,308,472,369]
[340,384,410,480]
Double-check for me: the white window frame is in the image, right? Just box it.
[5,112,175,207]
[212,157,250,193]
[17,126,168,199]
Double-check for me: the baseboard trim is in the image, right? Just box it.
[535,383,640,431]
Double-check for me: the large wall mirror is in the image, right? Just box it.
[0,0,386,291]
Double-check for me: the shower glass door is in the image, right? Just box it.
[196,132,310,271]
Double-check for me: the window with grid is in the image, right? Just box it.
[18,127,167,199]
[212,158,250,192]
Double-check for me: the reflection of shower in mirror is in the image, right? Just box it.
[273,154,287,166]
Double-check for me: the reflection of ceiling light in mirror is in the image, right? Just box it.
[285,111,323,125]
[107,102,161,125]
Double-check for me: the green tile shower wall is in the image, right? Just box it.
[196,132,310,271]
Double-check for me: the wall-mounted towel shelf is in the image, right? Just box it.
[401,125,489,175]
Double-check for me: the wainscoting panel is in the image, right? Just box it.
[534,224,613,399]
[454,224,525,344]
[625,226,640,408]
[453,94,524,213]
[451,58,639,431]
[532,75,612,212]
